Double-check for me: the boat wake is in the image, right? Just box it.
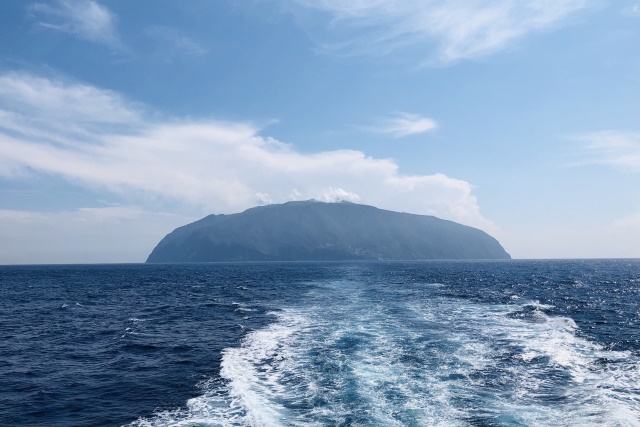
[128,280,640,427]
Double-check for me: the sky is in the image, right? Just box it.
[0,0,638,264]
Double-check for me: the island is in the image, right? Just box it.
[146,200,511,262]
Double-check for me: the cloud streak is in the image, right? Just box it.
[284,0,591,63]
[29,0,121,48]
[369,112,437,138]
[570,131,640,172]
[0,71,495,232]
[144,26,208,58]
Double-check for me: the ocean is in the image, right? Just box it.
[1,260,639,426]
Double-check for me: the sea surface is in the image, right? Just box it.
[1,260,639,426]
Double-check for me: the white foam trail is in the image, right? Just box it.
[410,300,640,426]
[128,282,640,427]
[219,312,309,426]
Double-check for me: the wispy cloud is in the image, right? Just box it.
[369,112,437,138]
[0,71,494,232]
[29,0,121,48]
[569,131,640,172]
[145,26,208,57]
[0,72,141,124]
[623,3,640,17]
[284,0,591,63]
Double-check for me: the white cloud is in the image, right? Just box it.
[316,187,361,203]
[283,0,591,63]
[0,71,495,236]
[369,112,437,138]
[255,192,274,205]
[570,131,640,172]
[29,0,120,48]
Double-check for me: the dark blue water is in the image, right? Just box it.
[1,260,639,426]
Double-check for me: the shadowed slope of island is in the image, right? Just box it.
[146,201,511,262]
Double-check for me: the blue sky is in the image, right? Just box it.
[0,0,638,263]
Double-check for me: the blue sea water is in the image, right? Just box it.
[1,260,639,426]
